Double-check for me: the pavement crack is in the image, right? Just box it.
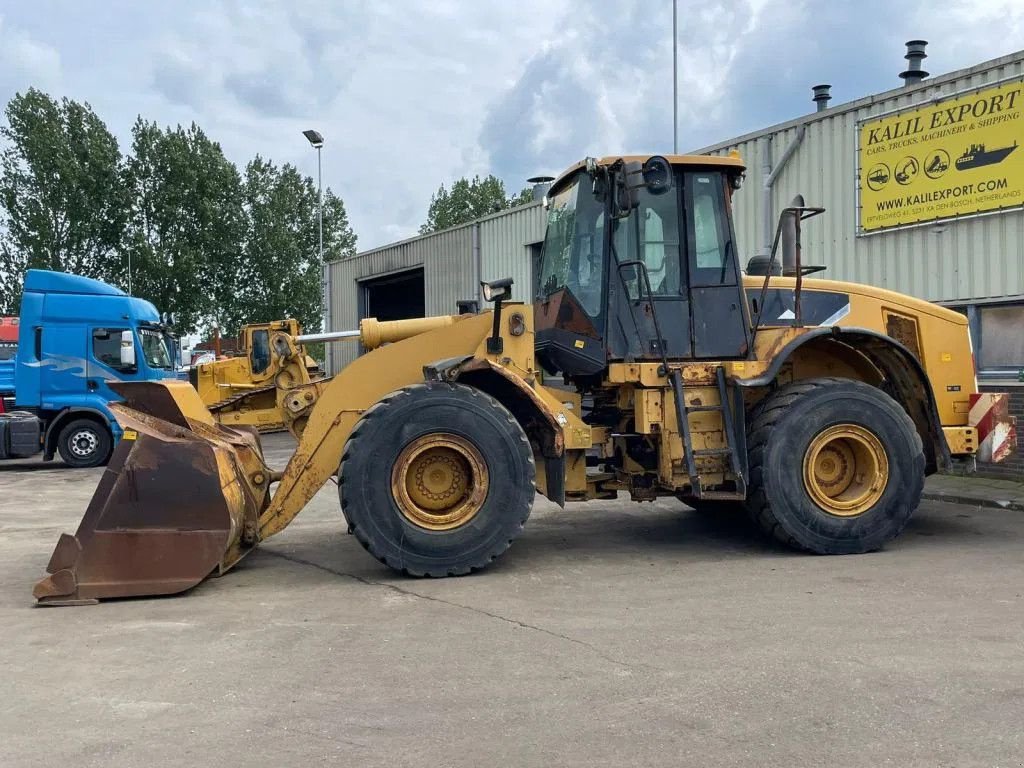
[261,548,660,674]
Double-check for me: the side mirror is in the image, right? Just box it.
[780,194,804,276]
[613,161,644,218]
[120,330,136,368]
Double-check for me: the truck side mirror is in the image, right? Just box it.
[120,331,136,368]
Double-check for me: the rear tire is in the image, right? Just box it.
[744,378,924,554]
[339,383,535,576]
[57,418,113,468]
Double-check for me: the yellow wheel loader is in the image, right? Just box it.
[33,153,1016,605]
[191,319,323,432]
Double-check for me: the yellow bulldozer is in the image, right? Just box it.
[192,319,323,432]
[33,153,1015,605]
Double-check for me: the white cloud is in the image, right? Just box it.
[0,1,1020,251]
[0,16,62,96]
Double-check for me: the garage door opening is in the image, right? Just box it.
[360,268,426,322]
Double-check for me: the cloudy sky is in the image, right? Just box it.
[1,1,1021,250]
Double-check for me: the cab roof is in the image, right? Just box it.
[551,153,745,193]
[24,269,126,297]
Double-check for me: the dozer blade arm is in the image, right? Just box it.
[257,312,496,539]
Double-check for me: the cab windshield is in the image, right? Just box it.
[537,174,607,318]
[536,169,685,316]
[139,328,173,369]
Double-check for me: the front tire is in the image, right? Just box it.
[339,383,535,576]
[57,418,113,468]
[745,378,925,554]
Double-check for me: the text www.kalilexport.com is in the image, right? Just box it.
[876,177,1015,211]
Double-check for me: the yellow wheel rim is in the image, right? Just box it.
[391,434,489,531]
[802,424,889,517]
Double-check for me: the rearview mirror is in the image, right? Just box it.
[613,161,644,218]
[120,330,136,367]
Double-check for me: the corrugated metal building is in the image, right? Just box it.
[325,47,1022,475]
[693,46,1024,478]
[694,48,1023,385]
[325,202,545,372]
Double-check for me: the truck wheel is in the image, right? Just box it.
[744,378,925,554]
[57,418,113,468]
[339,383,536,577]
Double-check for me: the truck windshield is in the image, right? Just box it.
[537,173,607,318]
[139,328,173,369]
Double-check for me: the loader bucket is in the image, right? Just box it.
[33,381,270,605]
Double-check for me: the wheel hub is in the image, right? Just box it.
[392,434,488,530]
[70,429,98,458]
[803,424,889,517]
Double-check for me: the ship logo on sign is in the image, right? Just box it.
[955,141,1018,171]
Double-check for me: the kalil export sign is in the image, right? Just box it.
[858,78,1023,232]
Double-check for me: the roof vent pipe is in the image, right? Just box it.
[527,175,555,202]
[900,40,929,86]
[812,84,831,112]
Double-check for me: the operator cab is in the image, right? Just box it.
[535,154,749,378]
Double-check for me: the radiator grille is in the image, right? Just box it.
[885,313,922,361]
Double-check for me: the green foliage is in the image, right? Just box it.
[235,156,356,337]
[122,119,246,334]
[419,174,534,234]
[0,89,356,340]
[0,88,127,313]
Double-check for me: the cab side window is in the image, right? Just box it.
[250,329,271,374]
[687,174,736,287]
[638,189,681,295]
[616,186,682,300]
[92,328,134,372]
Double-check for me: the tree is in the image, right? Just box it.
[232,156,356,338]
[121,119,246,334]
[419,174,534,234]
[0,89,127,312]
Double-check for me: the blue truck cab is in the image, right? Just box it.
[0,270,179,468]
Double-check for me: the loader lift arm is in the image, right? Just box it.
[257,312,500,541]
[33,308,574,603]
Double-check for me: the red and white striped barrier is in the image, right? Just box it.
[969,393,1017,463]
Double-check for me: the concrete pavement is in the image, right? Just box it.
[1,434,1022,768]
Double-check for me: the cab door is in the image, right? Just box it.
[684,172,750,359]
[608,178,694,360]
[89,327,144,396]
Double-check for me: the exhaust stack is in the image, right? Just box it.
[812,84,832,112]
[527,175,555,202]
[900,40,929,86]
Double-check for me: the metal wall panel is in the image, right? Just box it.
[478,202,547,303]
[326,224,477,373]
[698,52,1024,304]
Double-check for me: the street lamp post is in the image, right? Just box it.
[302,129,326,358]
[672,0,678,154]
[302,128,325,268]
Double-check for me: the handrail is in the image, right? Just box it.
[749,205,825,345]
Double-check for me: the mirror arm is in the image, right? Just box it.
[487,297,504,355]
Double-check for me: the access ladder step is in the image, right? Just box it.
[692,447,734,457]
[694,489,747,501]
